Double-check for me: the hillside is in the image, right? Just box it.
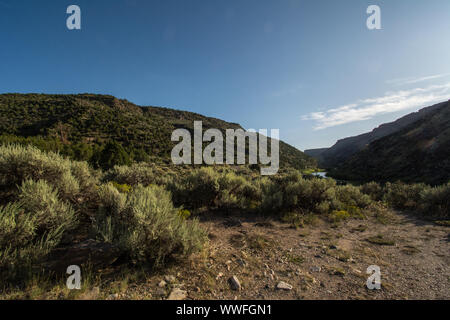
[329,100,450,185]
[303,147,328,160]
[305,101,448,168]
[0,93,316,170]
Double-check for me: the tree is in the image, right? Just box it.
[97,141,131,170]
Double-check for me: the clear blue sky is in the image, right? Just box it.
[1,0,450,150]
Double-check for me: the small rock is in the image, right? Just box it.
[164,275,176,283]
[108,293,119,300]
[228,276,241,291]
[236,258,247,267]
[276,281,293,291]
[158,280,167,288]
[310,266,321,273]
[167,288,187,300]
[216,272,224,280]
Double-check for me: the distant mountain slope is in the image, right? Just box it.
[0,93,316,170]
[307,101,448,168]
[329,100,450,185]
[303,148,328,160]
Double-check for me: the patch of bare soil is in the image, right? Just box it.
[118,209,449,300]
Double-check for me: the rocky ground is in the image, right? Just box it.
[2,206,449,300]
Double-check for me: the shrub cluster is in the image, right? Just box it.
[0,144,98,203]
[260,173,371,217]
[169,167,261,211]
[95,183,206,266]
[380,181,450,218]
[0,179,77,269]
[358,181,450,218]
[1,143,448,280]
[0,145,207,274]
[103,162,174,187]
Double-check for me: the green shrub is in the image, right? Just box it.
[216,172,261,210]
[69,161,99,199]
[95,184,206,266]
[111,181,132,193]
[177,209,191,220]
[172,167,220,209]
[289,178,338,213]
[329,210,351,223]
[95,141,131,170]
[263,177,339,214]
[18,179,77,232]
[0,144,99,203]
[259,178,284,212]
[171,167,263,211]
[335,185,372,209]
[259,173,373,217]
[360,182,384,201]
[419,182,450,218]
[0,180,77,269]
[97,183,126,217]
[104,162,173,187]
[383,182,428,210]
[0,203,35,251]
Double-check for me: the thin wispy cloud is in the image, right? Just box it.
[302,83,450,130]
[386,73,450,86]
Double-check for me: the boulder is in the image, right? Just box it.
[43,239,120,273]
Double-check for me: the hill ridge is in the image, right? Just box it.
[0,93,316,170]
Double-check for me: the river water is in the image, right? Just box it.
[311,172,328,178]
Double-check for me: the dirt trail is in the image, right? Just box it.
[138,210,449,300]
[23,209,447,300]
